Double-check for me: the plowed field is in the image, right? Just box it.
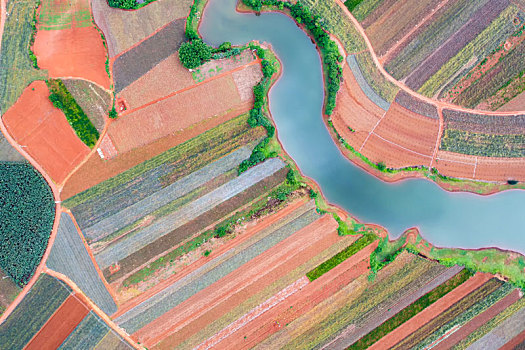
[2,81,90,183]
[34,27,110,89]
[25,294,90,350]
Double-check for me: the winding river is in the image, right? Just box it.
[199,0,525,253]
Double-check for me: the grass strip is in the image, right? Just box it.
[47,79,99,148]
[346,268,473,349]
[306,234,376,281]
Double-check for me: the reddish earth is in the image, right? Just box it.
[498,90,525,112]
[2,81,90,183]
[205,242,377,350]
[112,199,310,318]
[25,294,90,350]
[60,103,251,199]
[433,289,521,350]
[134,214,341,347]
[34,27,110,89]
[500,328,525,350]
[98,133,118,160]
[108,74,244,154]
[475,156,525,182]
[435,150,477,179]
[368,272,493,350]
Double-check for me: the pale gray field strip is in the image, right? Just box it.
[346,55,391,111]
[85,145,253,242]
[115,207,319,333]
[95,158,286,269]
[47,213,117,315]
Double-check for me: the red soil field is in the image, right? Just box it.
[61,102,251,199]
[435,150,477,179]
[373,102,439,157]
[500,329,525,350]
[368,272,493,350]
[331,113,369,151]
[113,198,310,318]
[208,242,378,350]
[336,66,385,134]
[2,81,90,183]
[433,289,521,350]
[98,133,118,160]
[108,74,243,153]
[475,157,525,182]
[34,27,109,89]
[25,294,90,350]
[498,90,525,112]
[360,133,432,168]
[134,215,340,347]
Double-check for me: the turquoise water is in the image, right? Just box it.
[199,0,525,253]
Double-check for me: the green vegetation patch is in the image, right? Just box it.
[0,162,55,286]
[347,268,473,349]
[0,0,47,112]
[355,52,399,102]
[38,0,91,30]
[307,234,376,281]
[47,79,100,148]
[440,129,525,157]
[0,274,70,348]
[344,0,365,12]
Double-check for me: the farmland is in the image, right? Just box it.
[0,0,47,112]
[63,79,112,133]
[0,269,20,317]
[2,81,91,183]
[91,0,193,57]
[0,162,55,286]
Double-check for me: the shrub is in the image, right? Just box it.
[262,59,276,77]
[47,79,99,148]
[178,40,213,69]
[108,106,118,119]
[108,0,136,9]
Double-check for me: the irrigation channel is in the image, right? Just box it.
[199,0,525,253]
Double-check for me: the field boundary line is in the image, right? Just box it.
[45,268,142,349]
[63,209,119,304]
[119,58,261,118]
[359,109,388,152]
[473,156,478,179]
[371,132,433,159]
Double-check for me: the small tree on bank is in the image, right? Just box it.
[178,40,213,69]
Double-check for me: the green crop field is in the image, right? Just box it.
[440,129,525,158]
[38,0,91,30]
[0,162,55,286]
[349,0,383,21]
[355,51,399,102]
[0,0,47,112]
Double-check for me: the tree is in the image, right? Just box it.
[108,0,136,9]
[178,40,213,69]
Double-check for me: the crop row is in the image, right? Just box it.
[415,282,515,349]
[386,0,489,80]
[394,90,438,119]
[346,55,391,110]
[84,144,255,242]
[95,158,286,269]
[355,52,399,102]
[64,113,256,212]
[443,109,525,134]
[404,0,509,90]
[115,208,320,333]
[453,39,525,108]
[351,0,389,23]
[306,234,376,281]
[440,129,525,157]
[59,312,109,349]
[298,0,366,53]
[283,253,437,349]
[347,267,471,349]
[391,278,503,349]
[0,274,71,349]
[419,4,522,98]
[47,213,117,315]
[453,297,525,349]
[0,162,55,285]
[325,258,453,349]
[467,300,525,349]
[103,165,289,282]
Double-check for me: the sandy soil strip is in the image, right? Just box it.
[368,272,493,350]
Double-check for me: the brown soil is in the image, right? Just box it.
[498,90,525,112]
[143,215,341,348]
[60,103,251,199]
[34,27,110,89]
[1,81,90,183]
[368,272,493,350]
[25,294,90,350]
[433,288,521,350]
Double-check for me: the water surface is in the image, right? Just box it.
[200,0,525,253]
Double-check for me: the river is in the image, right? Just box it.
[199,0,525,253]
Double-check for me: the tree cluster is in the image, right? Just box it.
[178,39,213,69]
